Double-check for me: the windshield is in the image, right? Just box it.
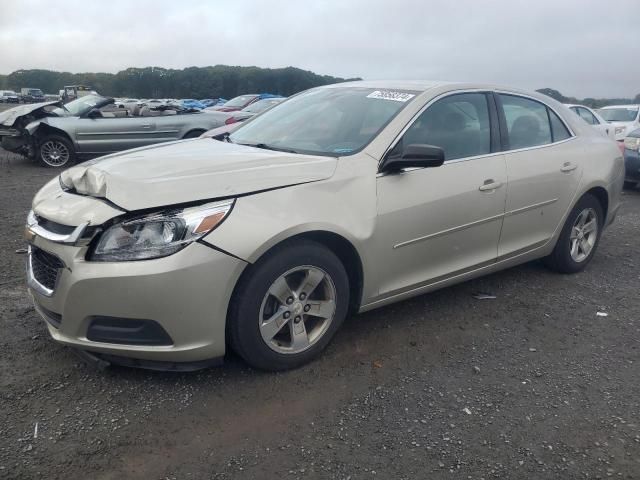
[223,95,258,108]
[599,107,639,122]
[229,87,418,156]
[29,89,43,95]
[55,94,106,116]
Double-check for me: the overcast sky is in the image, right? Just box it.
[1,0,638,98]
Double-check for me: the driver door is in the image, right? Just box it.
[74,105,157,156]
[373,92,507,297]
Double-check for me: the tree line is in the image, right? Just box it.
[536,88,640,109]
[0,65,360,99]
[0,67,636,107]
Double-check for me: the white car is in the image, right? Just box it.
[0,90,20,103]
[565,104,614,139]
[598,104,640,141]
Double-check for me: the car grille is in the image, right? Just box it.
[30,247,64,292]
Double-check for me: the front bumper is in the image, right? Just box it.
[27,236,247,365]
[624,148,640,183]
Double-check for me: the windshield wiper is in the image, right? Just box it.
[241,143,299,154]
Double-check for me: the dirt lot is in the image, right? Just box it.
[0,146,639,480]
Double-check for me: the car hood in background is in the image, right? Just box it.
[0,101,61,127]
[59,139,337,211]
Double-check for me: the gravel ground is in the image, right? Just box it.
[0,148,639,480]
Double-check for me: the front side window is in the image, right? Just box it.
[394,92,491,161]
[230,87,418,156]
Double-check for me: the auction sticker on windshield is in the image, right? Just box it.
[366,90,415,102]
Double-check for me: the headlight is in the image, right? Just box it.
[614,126,626,136]
[90,199,234,261]
[624,136,640,151]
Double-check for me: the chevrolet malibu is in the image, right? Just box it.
[26,81,624,371]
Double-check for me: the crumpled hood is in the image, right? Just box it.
[0,101,61,127]
[59,138,337,211]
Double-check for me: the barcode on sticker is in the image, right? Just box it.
[366,90,415,102]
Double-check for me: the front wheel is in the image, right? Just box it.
[228,240,350,371]
[544,193,603,274]
[37,135,75,168]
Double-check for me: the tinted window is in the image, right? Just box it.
[577,107,598,125]
[500,94,552,149]
[549,109,571,142]
[398,93,491,161]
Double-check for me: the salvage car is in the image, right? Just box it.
[208,93,282,112]
[623,128,640,188]
[20,88,46,103]
[599,104,640,141]
[202,97,286,131]
[0,90,20,103]
[0,94,238,167]
[565,104,614,139]
[25,81,624,371]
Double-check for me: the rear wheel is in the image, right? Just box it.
[37,135,75,168]
[228,240,349,371]
[544,194,603,273]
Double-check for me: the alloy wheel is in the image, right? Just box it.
[40,140,70,167]
[569,207,598,262]
[259,266,337,354]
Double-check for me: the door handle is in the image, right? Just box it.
[479,180,503,192]
[560,162,577,172]
[141,123,152,128]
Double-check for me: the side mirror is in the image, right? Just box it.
[87,108,102,119]
[381,144,445,173]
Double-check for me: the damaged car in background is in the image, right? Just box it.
[0,94,238,168]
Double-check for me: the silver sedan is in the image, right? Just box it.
[26,81,624,371]
[0,95,232,167]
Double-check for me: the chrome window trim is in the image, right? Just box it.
[379,88,578,169]
[494,89,576,138]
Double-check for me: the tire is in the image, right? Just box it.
[228,239,350,371]
[37,135,75,168]
[544,193,604,274]
[183,129,205,139]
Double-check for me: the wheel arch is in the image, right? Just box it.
[33,124,76,148]
[182,128,206,139]
[229,229,365,318]
[583,186,609,221]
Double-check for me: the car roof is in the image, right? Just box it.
[600,104,640,109]
[321,80,449,92]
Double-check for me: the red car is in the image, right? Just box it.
[208,94,261,112]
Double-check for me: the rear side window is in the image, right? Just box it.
[499,94,552,149]
[575,107,598,125]
[549,109,571,142]
[399,92,491,161]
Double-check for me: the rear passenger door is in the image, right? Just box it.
[496,93,582,258]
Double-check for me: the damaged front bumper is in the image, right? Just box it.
[0,127,33,156]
